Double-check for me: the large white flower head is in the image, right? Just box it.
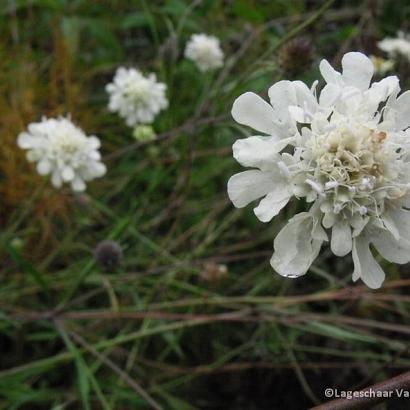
[378,32,410,62]
[228,51,410,289]
[184,33,224,72]
[18,117,106,192]
[106,67,168,127]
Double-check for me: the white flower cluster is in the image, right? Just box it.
[378,32,410,62]
[184,33,224,72]
[18,33,225,192]
[228,52,410,289]
[106,67,168,127]
[18,117,106,192]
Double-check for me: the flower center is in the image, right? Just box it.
[51,133,83,157]
[309,126,388,188]
[126,81,150,104]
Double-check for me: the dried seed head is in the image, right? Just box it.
[279,37,314,76]
[93,240,123,271]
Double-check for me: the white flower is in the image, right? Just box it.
[18,117,106,192]
[106,67,168,127]
[228,51,410,289]
[184,33,224,72]
[378,32,410,62]
[370,55,395,75]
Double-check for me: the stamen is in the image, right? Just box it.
[360,176,375,190]
[325,181,338,190]
[305,179,325,196]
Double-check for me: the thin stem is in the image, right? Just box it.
[61,323,164,410]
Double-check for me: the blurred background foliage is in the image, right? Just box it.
[2,0,410,409]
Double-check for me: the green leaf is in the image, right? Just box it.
[307,322,377,343]
[5,242,49,298]
[57,327,91,410]
[120,12,149,29]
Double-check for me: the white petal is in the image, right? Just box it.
[88,136,101,149]
[71,177,86,192]
[232,136,288,170]
[288,106,306,123]
[365,76,399,111]
[268,81,296,123]
[319,59,342,84]
[93,162,107,177]
[382,213,399,241]
[270,213,322,278]
[37,159,51,175]
[17,132,35,148]
[231,92,278,135]
[341,52,374,91]
[352,235,385,289]
[391,208,410,242]
[372,228,410,264]
[51,170,63,188]
[331,220,352,256]
[106,83,116,93]
[351,215,369,237]
[319,84,342,107]
[312,218,328,241]
[311,112,330,134]
[268,80,317,124]
[385,90,410,131]
[62,166,75,182]
[253,186,290,222]
[322,212,336,228]
[227,170,275,208]
[293,80,318,115]
[401,193,410,208]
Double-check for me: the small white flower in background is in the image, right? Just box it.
[184,33,224,72]
[228,51,410,289]
[370,55,395,75]
[18,117,106,192]
[106,67,168,127]
[377,32,410,62]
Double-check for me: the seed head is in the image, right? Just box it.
[279,37,314,76]
[93,240,123,271]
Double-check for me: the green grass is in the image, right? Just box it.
[2,0,410,409]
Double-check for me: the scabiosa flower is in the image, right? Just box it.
[106,67,168,127]
[17,117,106,192]
[378,32,410,62]
[228,52,410,289]
[184,33,224,72]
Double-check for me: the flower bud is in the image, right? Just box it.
[279,37,314,76]
[93,240,123,271]
[132,125,156,142]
